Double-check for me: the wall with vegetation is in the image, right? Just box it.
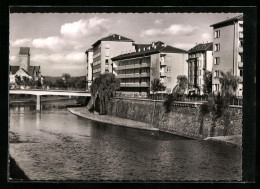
[106,98,242,139]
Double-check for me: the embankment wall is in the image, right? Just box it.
[106,98,242,139]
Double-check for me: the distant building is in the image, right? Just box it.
[111,41,188,96]
[85,48,93,90]
[9,47,41,85]
[91,34,135,80]
[210,14,243,96]
[186,42,213,95]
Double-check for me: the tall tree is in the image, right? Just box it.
[151,78,166,97]
[15,75,22,86]
[203,70,212,94]
[90,73,120,115]
[219,71,240,98]
[173,75,188,95]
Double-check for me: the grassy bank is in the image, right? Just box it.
[9,156,29,180]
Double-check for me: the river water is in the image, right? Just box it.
[9,100,242,181]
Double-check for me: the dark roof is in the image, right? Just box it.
[188,42,213,53]
[85,48,93,54]
[92,34,134,47]
[210,14,243,28]
[9,66,20,74]
[28,66,41,76]
[19,47,30,55]
[111,41,188,61]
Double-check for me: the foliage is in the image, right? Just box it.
[90,73,120,115]
[75,78,87,89]
[219,71,240,98]
[203,70,212,94]
[163,93,177,113]
[151,78,166,94]
[62,73,71,80]
[15,75,22,86]
[173,75,188,95]
[22,76,30,86]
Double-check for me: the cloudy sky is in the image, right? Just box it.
[10,13,241,76]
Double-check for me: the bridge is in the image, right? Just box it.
[9,89,91,111]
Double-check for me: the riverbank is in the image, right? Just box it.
[9,156,29,180]
[68,107,242,147]
[205,135,242,148]
[68,107,159,131]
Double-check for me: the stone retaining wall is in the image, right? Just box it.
[106,98,242,139]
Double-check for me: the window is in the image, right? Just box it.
[215,44,220,51]
[199,70,202,76]
[214,70,219,78]
[105,50,109,57]
[240,54,243,62]
[240,69,243,77]
[167,77,171,82]
[214,30,220,38]
[198,60,201,67]
[199,78,201,85]
[239,40,243,47]
[166,66,171,73]
[215,84,219,91]
[105,59,109,65]
[214,57,220,65]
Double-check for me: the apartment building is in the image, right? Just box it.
[210,14,243,96]
[85,48,93,90]
[91,34,135,80]
[186,42,213,95]
[111,41,188,96]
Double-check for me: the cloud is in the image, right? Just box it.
[60,17,109,38]
[201,33,212,41]
[154,19,163,25]
[9,55,19,64]
[32,36,67,51]
[30,52,85,65]
[141,24,198,37]
[10,38,32,47]
[171,42,195,50]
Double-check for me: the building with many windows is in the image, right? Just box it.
[210,14,243,96]
[85,48,93,90]
[111,41,188,97]
[186,42,213,95]
[91,34,135,80]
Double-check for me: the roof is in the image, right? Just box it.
[85,48,93,53]
[133,43,150,52]
[28,66,41,76]
[92,34,134,47]
[188,42,213,53]
[210,14,243,28]
[111,41,188,61]
[9,66,20,74]
[19,47,30,55]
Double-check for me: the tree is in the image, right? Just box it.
[62,73,71,80]
[173,75,188,95]
[151,78,166,98]
[90,73,120,115]
[75,78,87,89]
[15,75,22,86]
[219,71,240,98]
[203,70,212,94]
[22,76,30,87]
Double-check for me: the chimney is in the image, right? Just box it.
[119,35,121,40]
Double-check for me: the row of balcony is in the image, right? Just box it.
[116,72,150,78]
[114,63,150,70]
[120,83,150,87]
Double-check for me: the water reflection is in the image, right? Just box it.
[9,100,242,181]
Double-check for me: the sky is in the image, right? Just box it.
[9,13,241,76]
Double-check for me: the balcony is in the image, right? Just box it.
[160,72,166,78]
[120,82,150,87]
[140,63,151,68]
[238,46,243,53]
[239,32,243,39]
[114,63,150,70]
[160,58,166,67]
[140,82,150,87]
[238,62,243,68]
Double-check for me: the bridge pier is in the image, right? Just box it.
[36,95,41,111]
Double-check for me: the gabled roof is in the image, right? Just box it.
[28,66,41,76]
[188,42,213,53]
[111,41,188,61]
[92,34,134,47]
[9,66,20,74]
[19,47,30,55]
[210,14,243,28]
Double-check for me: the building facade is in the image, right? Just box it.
[210,14,243,96]
[91,34,135,80]
[186,42,213,95]
[85,48,93,90]
[111,41,188,97]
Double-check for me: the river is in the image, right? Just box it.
[9,99,242,181]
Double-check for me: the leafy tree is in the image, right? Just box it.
[15,75,22,86]
[75,78,87,89]
[219,71,240,98]
[90,73,120,115]
[55,79,66,89]
[173,75,188,95]
[22,76,30,86]
[62,73,71,80]
[151,78,166,99]
[203,70,212,94]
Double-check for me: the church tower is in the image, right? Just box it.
[19,47,30,72]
